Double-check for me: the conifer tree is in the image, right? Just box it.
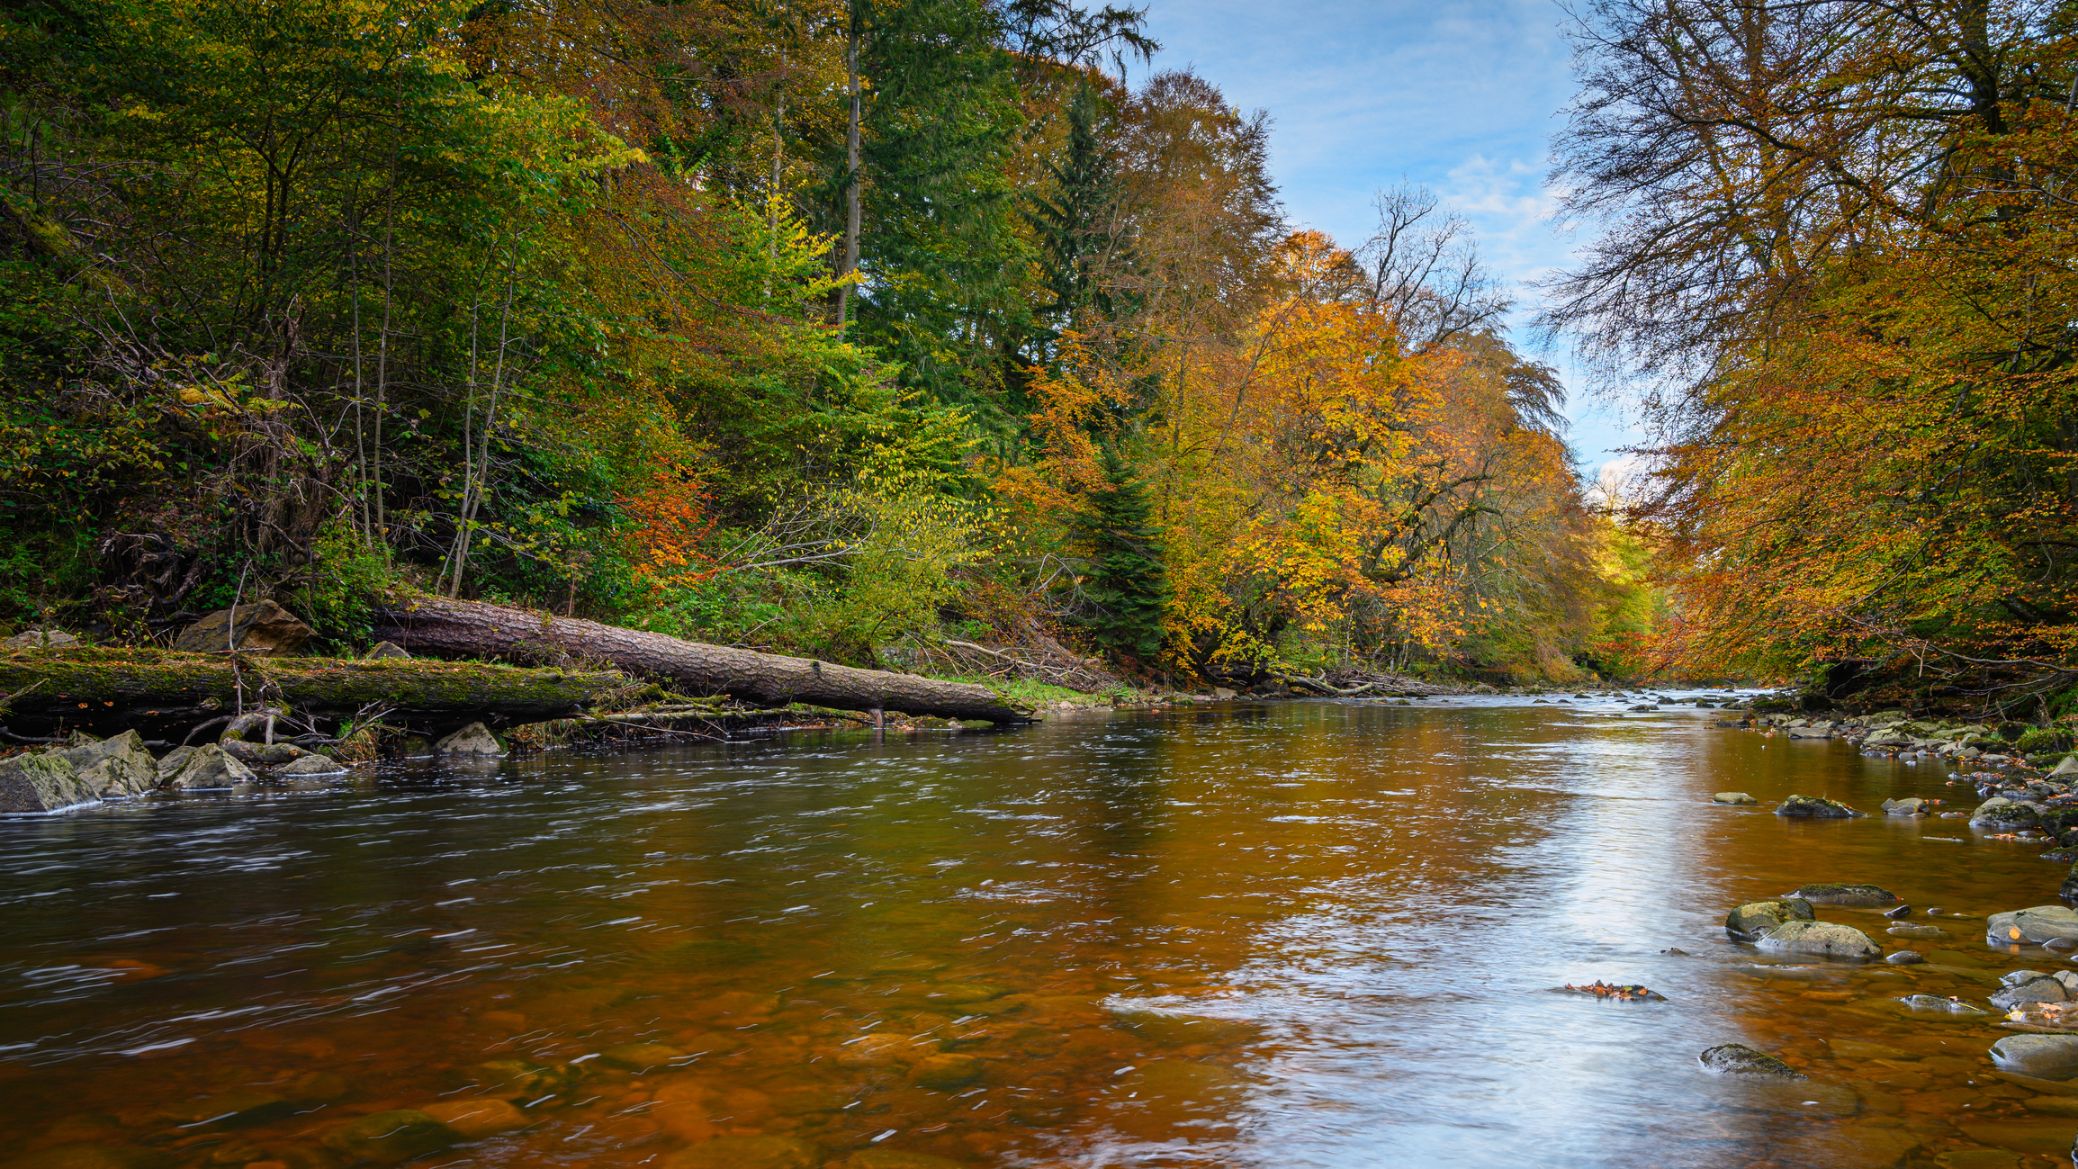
[1080,444,1169,663]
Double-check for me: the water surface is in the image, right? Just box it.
[1,696,2069,1168]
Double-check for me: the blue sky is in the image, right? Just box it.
[1135,0,1641,476]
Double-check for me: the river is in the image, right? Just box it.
[1,694,2070,1169]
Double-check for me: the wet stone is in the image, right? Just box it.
[1698,1043,1804,1079]
[1776,795,1863,819]
[1726,899,1815,943]
[1988,906,2078,947]
[417,1098,529,1140]
[662,1135,820,1169]
[1712,792,1757,805]
[1972,797,2042,831]
[1885,950,1927,965]
[1991,974,2068,1009]
[319,1110,459,1165]
[841,1151,970,1169]
[1989,1034,2078,1080]
[910,1053,985,1091]
[1898,995,1990,1016]
[1755,920,1881,960]
[598,1043,688,1073]
[1785,883,1899,907]
[1887,923,1943,939]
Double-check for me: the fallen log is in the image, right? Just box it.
[374,596,1032,725]
[0,647,644,738]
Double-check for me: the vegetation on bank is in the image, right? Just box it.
[0,0,1667,695]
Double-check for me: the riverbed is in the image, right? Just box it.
[1,695,2070,1169]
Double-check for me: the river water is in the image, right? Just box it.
[2,695,2074,1169]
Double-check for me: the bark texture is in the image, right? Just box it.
[374,597,1031,724]
[0,648,638,737]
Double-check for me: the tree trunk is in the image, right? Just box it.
[0,648,640,738]
[373,597,1031,724]
[835,1,863,325]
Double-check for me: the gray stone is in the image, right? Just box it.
[366,641,412,660]
[170,600,313,655]
[2053,756,2078,778]
[0,750,95,814]
[1882,797,1931,816]
[1989,906,2078,947]
[1972,796,2042,830]
[1776,795,1862,819]
[434,722,505,758]
[1897,994,1990,1016]
[276,753,347,777]
[4,628,79,649]
[1990,1033,2078,1080]
[53,731,157,799]
[1754,920,1881,959]
[1726,899,1815,942]
[1712,791,1757,805]
[1887,923,1943,939]
[1992,974,2070,1009]
[1784,883,1898,907]
[1698,1043,1804,1079]
[153,746,195,784]
[1885,950,1926,965]
[161,743,256,791]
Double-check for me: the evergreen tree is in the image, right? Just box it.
[1028,84,1129,343]
[1080,444,1169,663]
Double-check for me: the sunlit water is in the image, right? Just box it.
[2,695,2072,1169]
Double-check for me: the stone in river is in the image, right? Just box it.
[1754,920,1881,959]
[320,1110,459,1165]
[1785,883,1899,906]
[276,753,347,777]
[843,1152,970,1169]
[2060,864,2078,908]
[1991,973,2069,1009]
[1887,923,1943,939]
[434,722,506,758]
[55,732,157,799]
[910,1052,985,1091]
[161,743,256,791]
[1886,950,1927,965]
[1698,1043,1805,1079]
[1725,899,1815,942]
[417,1098,529,1140]
[1990,1034,2078,1080]
[1776,795,1863,818]
[1883,797,1932,816]
[1885,903,1914,919]
[663,1135,820,1169]
[0,750,95,814]
[1898,994,1990,1016]
[1712,791,1757,805]
[1971,796,2042,830]
[1988,906,2078,947]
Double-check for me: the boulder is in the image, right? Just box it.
[434,722,505,758]
[1698,1043,1804,1079]
[1990,1034,2078,1080]
[276,753,347,777]
[4,628,79,649]
[1726,899,1815,942]
[1712,791,1757,805]
[1881,797,1930,816]
[170,600,313,655]
[1972,796,2042,831]
[0,750,95,814]
[53,731,157,799]
[152,746,195,784]
[1992,973,2070,1010]
[160,743,255,791]
[1989,906,2078,948]
[1776,795,1862,819]
[1754,920,1881,959]
[1784,883,1897,907]
[366,641,412,660]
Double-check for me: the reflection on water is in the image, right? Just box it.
[0,696,2069,1168]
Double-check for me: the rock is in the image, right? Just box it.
[4,628,79,649]
[1972,796,2042,830]
[1897,994,1990,1016]
[662,1135,819,1169]
[151,746,194,784]
[221,739,305,766]
[434,722,505,758]
[276,753,347,777]
[1776,795,1862,819]
[1712,791,1757,805]
[417,1098,528,1140]
[1726,899,1815,942]
[841,1152,970,1169]
[1882,797,1931,816]
[1785,883,1898,906]
[1698,1043,1804,1079]
[160,743,256,791]
[1992,974,2070,1009]
[320,1110,459,1165]
[1989,906,2078,947]
[53,731,157,799]
[0,1145,171,1169]
[1885,950,1926,965]
[0,749,95,814]
[2053,755,2078,778]
[1887,923,1943,939]
[1991,1034,2078,1080]
[366,641,412,660]
[598,1043,686,1072]
[171,599,314,655]
[1754,920,1881,959]
[910,1052,985,1091]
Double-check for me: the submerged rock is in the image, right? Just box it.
[1885,950,1926,965]
[1990,1034,2078,1080]
[1754,920,1881,959]
[1989,906,2078,948]
[1776,795,1862,819]
[1898,994,1990,1016]
[1726,899,1815,942]
[1784,883,1898,907]
[161,744,256,791]
[417,1097,528,1140]
[663,1135,820,1169]
[1712,791,1757,805]
[1698,1043,1804,1079]
[1887,923,1943,939]
[320,1110,459,1165]
[434,722,506,758]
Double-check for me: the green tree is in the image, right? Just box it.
[1079,443,1169,663]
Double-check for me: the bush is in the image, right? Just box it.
[296,518,398,652]
[2017,727,2075,755]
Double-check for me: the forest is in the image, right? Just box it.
[0,0,1661,693]
[0,0,2070,710]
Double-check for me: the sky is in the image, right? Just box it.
[1134,0,1643,477]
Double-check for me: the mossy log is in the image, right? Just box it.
[374,596,1031,725]
[0,647,645,737]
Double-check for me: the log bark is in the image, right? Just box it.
[374,597,1031,724]
[0,648,640,737]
